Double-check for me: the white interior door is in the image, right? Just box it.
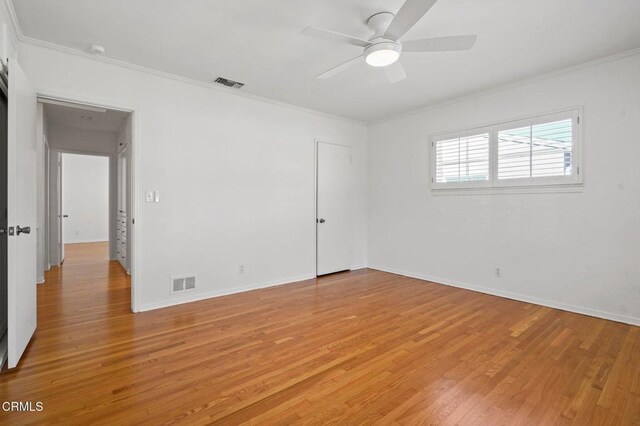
[7,62,37,368]
[316,142,351,276]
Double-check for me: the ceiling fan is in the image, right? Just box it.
[302,0,477,83]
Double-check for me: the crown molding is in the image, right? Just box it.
[370,47,640,126]
[2,0,21,49]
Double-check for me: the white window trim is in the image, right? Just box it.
[430,107,583,193]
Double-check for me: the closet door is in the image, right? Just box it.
[316,142,351,276]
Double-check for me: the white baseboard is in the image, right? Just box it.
[66,239,109,244]
[37,276,45,284]
[368,265,640,327]
[350,264,368,271]
[137,273,317,312]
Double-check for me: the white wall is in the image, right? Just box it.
[47,124,118,155]
[62,154,110,244]
[0,2,18,65]
[368,53,640,325]
[19,42,368,311]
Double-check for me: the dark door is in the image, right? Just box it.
[0,70,8,345]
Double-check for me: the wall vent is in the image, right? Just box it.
[214,77,244,89]
[172,276,196,293]
[185,276,196,290]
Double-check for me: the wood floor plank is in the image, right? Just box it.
[0,242,639,425]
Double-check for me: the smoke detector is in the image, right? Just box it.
[90,44,106,56]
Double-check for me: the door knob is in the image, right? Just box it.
[17,225,31,235]
[318,218,325,223]
[63,215,69,218]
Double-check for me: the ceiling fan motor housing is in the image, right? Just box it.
[367,12,395,37]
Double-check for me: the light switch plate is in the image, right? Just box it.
[145,191,154,202]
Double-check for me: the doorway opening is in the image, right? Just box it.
[60,153,110,258]
[37,98,135,309]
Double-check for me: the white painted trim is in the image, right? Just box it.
[40,91,139,313]
[431,185,583,196]
[2,0,20,48]
[138,274,316,312]
[53,148,112,158]
[129,111,139,313]
[371,48,640,126]
[368,265,640,327]
[350,264,368,271]
[36,89,134,113]
[430,107,583,192]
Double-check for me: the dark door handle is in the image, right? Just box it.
[318,218,325,223]
[63,215,69,218]
[17,225,31,235]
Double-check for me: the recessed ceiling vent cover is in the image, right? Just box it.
[214,77,244,89]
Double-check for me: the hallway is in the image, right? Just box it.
[38,242,131,330]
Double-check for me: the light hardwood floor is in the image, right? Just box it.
[1,242,639,425]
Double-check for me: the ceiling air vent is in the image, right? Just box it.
[214,77,244,89]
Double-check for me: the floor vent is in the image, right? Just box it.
[214,77,244,89]
[172,276,196,293]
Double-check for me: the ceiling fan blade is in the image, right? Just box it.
[317,56,363,79]
[384,0,439,41]
[302,27,371,48]
[383,61,407,83]
[403,35,477,52]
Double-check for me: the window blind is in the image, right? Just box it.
[435,133,489,183]
[498,119,573,180]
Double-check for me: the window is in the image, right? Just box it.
[435,133,489,184]
[431,109,581,190]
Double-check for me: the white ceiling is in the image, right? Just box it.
[13,0,640,122]
[43,103,129,133]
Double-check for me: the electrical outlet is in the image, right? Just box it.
[239,265,245,274]
[495,267,502,278]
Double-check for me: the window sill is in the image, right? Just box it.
[431,183,584,196]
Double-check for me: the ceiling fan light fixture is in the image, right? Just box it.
[364,42,401,67]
